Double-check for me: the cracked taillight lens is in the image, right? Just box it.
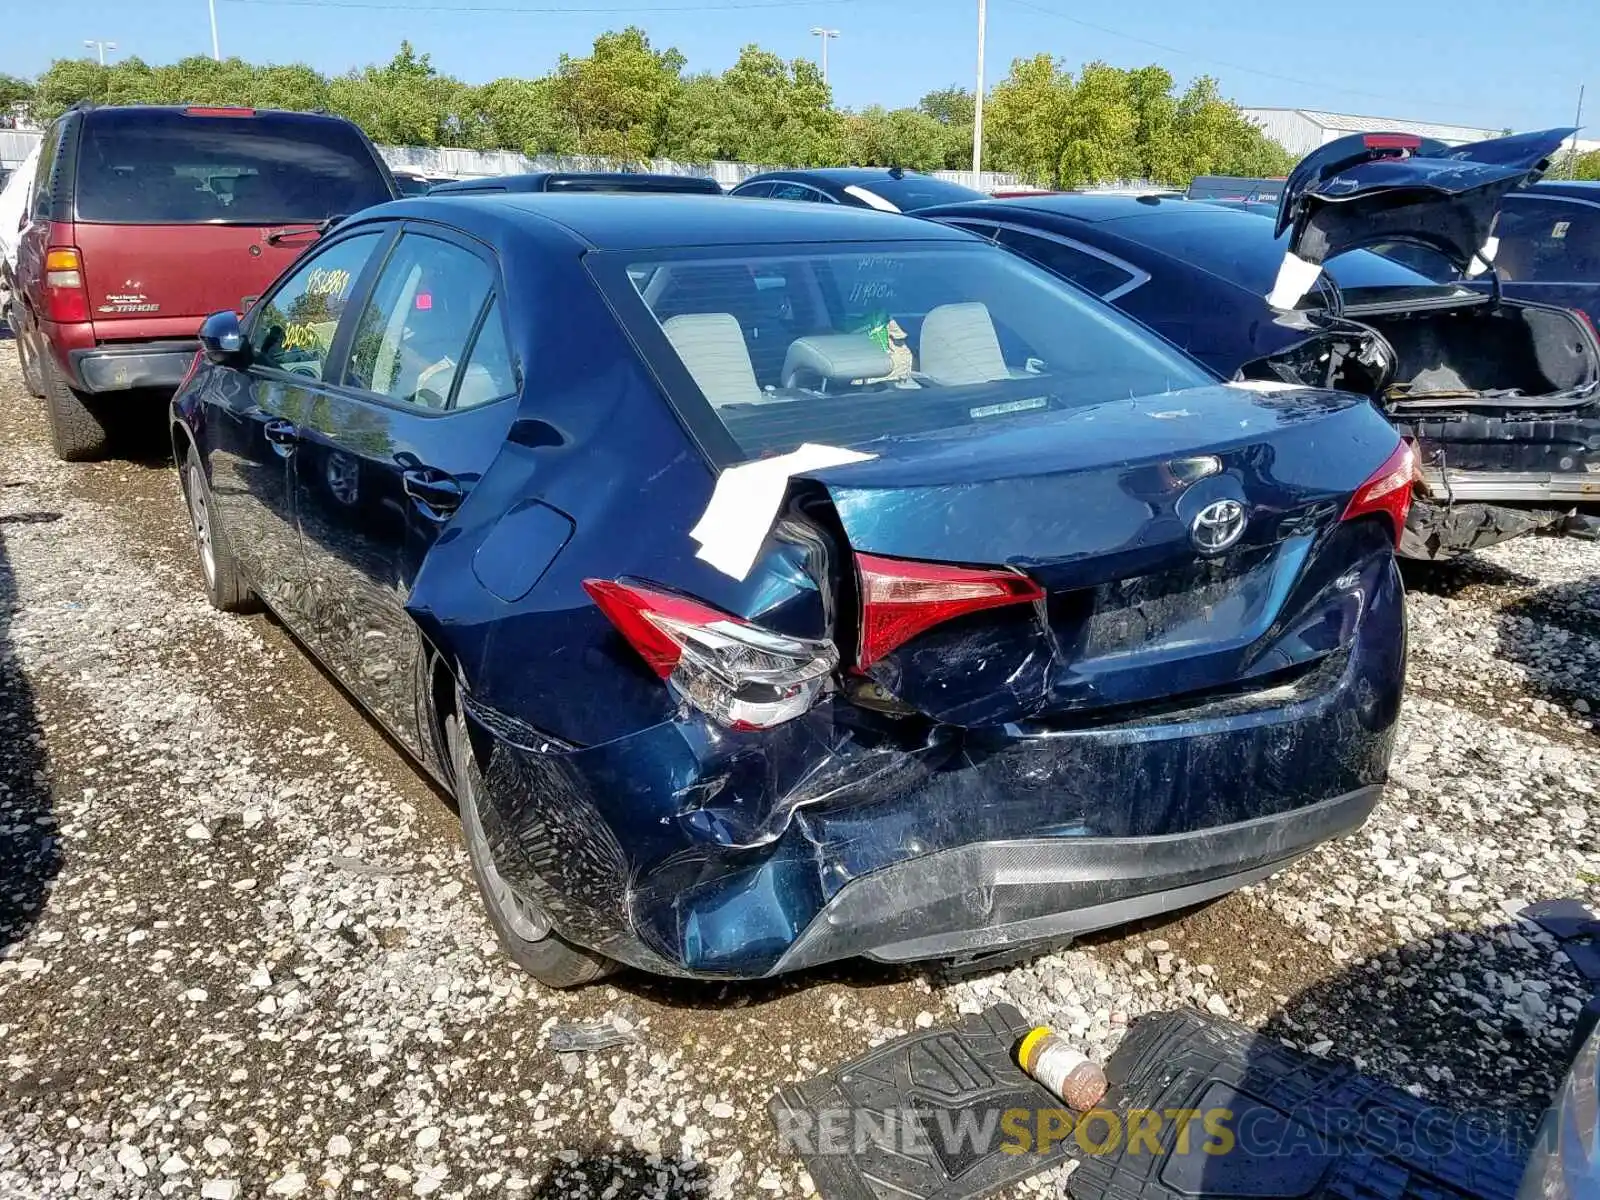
[584,579,838,731]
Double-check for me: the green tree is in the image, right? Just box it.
[661,73,734,161]
[1570,149,1600,181]
[1171,76,1295,181]
[984,54,1076,187]
[327,43,477,147]
[917,86,974,169]
[0,73,34,114]
[473,76,577,156]
[716,47,841,165]
[552,27,684,160]
[842,106,948,171]
[1056,61,1139,187]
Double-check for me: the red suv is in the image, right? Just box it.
[13,104,398,460]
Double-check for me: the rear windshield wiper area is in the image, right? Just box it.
[265,215,345,246]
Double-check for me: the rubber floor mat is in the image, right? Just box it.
[769,1003,1076,1200]
[1067,1009,1527,1200]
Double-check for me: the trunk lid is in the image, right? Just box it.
[76,221,316,336]
[795,382,1404,725]
[1269,127,1576,308]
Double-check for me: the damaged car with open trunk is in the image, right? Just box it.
[924,128,1600,559]
[172,195,1409,986]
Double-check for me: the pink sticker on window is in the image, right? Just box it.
[415,293,433,310]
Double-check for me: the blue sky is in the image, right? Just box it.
[3,0,1593,134]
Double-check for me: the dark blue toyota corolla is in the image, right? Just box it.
[170,194,1410,986]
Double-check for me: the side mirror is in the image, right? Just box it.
[198,309,249,366]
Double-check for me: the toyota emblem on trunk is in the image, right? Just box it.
[1191,499,1247,554]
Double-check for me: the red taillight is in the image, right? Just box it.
[1363,133,1422,152]
[42,246,90,323]
[855,552,1044,670]
[584,579,838,730]
[186,106,255,117]
[1341,440,1418,547]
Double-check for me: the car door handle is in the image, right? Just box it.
[402,469,463,520]
[263,418,297,456]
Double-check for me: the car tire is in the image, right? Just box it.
[447,712,615,989]
[180,444,259,613]
[42,353,110,462]
[17,324,47,400]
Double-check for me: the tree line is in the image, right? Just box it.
[6,37,1592,186]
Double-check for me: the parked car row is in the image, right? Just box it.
[4,103,1596,999]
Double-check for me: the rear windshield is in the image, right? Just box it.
[75,109,394,224]
[1186,176,1284,202]
[618,243,1213,460]
[848,175,986,212]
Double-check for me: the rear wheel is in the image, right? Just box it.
[180,444,258,612]
[448,712,614,989]
[42,354,110,462]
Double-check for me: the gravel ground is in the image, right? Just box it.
[1,335,1597,1198]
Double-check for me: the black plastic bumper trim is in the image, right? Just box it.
[70,342,199,393]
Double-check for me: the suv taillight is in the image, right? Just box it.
[43,247,90,324]
[584,579,838,731]
[1341,439,1418,547]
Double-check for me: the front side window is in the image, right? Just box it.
[344,234,496,408]
[248,231,385,379]
[614,243,1213,460]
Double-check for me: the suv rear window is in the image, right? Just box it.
[614,243,1212,460]
[75,109,393,225]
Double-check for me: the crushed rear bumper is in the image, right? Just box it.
[770,785,1379,973]
[467,554,1404,980]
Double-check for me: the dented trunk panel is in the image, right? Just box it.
[791,384,1401,724]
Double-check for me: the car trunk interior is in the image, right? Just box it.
[1358,304,1599,406]
[1246,302,1599,408]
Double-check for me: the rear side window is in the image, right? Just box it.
[995,227,1139,298]
[615,244,1212,460]
[249,231,385,378]
[75,109,393,225]
[344,233,497,408]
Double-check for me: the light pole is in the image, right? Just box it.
[209,0,220,60]
[809,27,839,87]
[84,39,118,66]
[971,0,986,182]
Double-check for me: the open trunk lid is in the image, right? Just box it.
[1268,127,1576,309]
[792,383,1406,725]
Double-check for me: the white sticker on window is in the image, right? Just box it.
[1553,221,1571,239]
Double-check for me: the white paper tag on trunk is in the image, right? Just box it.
[690,443,876,581]
[1266,251,1323,310]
